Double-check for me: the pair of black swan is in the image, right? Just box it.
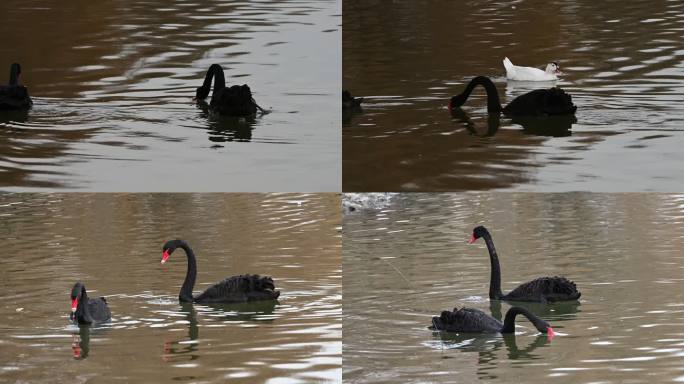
[431,226,579,336]
[69,240,279,325]
[2,63,263,117]
[195,64,266,116]
[449,76,576,117]
[0,63,32,110]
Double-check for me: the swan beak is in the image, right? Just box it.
[546,326,555,341]
[71,298,78,312]
[161,250,170,264]
[467,234,477,244]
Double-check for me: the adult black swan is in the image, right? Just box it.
[70,282,111,325]
[448,76,576,116]
[0,63,32,110]
[469,226,581,303]
[195,64,265,116]
[431,306,554,338]
[161,239,280,304]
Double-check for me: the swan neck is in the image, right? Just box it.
[9,64,19,86]
[502,307,548,333]
[483,232,503,299]
[80,286,93,323]
[452,76,503,113]
[203,64,226,96]
[178,242,197,302]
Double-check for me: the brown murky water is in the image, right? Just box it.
[0,0,341,191]
[0,193,341,383]
[343,193,684,383]
[343,1,684,191]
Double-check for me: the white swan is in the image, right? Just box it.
[503,57,560,81]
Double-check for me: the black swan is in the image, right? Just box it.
[70,282,111,325]
[342,90,363,111]
[431,306,554,337]
[0,63,32,110]
[195,64,265,116]
[161,239,280,304]
[469,226,581,303]
[449,76,576,117]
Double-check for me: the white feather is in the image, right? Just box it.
[503,57,559,81]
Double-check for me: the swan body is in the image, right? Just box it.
[449,76,576,117]
[70,282,111,325]
[195,64,260,116]
[470,226,581,303]
[0,63,32,110]
[503,57,560,81]
[161,239,280,304]
[431,306,554,337]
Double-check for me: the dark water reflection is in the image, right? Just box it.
[0,0,341,191]
[343,193,684,383]
[343,1,684,191]
[0,193,341,383]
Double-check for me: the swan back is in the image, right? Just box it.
[193,274,280,304]
[504,276,581,302]
[431,307,502,333]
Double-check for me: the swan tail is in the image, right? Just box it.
[503,57,514,76]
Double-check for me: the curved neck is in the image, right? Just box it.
[203,64,226,94]
[178,242,197,302]
[502,307,549,333]
[483,232,503,299]
[9,64,20,86]
[450,76,502,113]
[78,287,93,323]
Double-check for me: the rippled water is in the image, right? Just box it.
[343,1,684,191]
[343,193,684,383]
[0,0,340,191]
[0,193,341,383]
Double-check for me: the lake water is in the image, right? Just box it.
[0,193,341,383]
[343,1,684,191]
[0,0,340,191]
[343,193,684,383]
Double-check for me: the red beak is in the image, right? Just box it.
[71,298,78,312]
[468,234,477,244]
[546,326,555,341]
[161,249,170,264]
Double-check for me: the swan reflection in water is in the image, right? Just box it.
[434,331,552,380]
[162,300,278,363]
[71,324,113,360]
[451,108,576,137]
[71,326,91,360]
[196,104,258,143]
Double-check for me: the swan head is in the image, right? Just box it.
[468,225,490,244]
[161,239,185,264]
[545,62,561,75]
[70,282,84,316]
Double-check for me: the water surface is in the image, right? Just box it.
[0,193,341,383]
[343,193,684,383]
[343,1,684,191]
[0,0,340,191]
